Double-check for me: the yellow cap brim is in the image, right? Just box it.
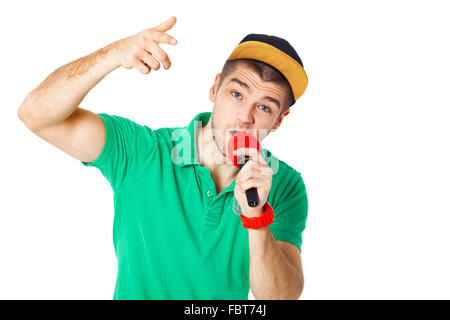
[227,41,308,101]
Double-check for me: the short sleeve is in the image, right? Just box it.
[81,113,158,189]
[270,172,308,253]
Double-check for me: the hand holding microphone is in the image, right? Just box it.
[227,131,274,218]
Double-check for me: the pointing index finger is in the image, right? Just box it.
[153,16,177,32]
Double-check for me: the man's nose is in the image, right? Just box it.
[236,104,254,124]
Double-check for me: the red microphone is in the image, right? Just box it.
[227,131,261,208]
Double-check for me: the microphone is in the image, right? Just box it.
[227,131,261,208]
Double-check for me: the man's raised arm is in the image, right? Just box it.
[17,16,177,163]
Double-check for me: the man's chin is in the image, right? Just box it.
[210,133,227,159]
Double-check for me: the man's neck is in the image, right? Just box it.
[197,121,239,184]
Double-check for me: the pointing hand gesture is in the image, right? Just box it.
[110,16,178,74]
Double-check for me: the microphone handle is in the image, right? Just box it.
[238,155,260,208]
[245,187,260,208]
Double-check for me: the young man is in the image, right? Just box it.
[17,16,309,300]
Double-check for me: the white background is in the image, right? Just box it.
[1,0,449,299]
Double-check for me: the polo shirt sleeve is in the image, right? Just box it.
[270,171,308,253]
[80,112,158,188]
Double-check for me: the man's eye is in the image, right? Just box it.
[231,91,241,98]
[231,91,270,113]
[259,105,270,113]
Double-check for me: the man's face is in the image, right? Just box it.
[208,64,288,158]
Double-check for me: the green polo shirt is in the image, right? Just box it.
[81,111,308,300]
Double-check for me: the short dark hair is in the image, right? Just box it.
[217,58,295,113]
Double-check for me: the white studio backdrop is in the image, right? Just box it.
[1,0,449,299]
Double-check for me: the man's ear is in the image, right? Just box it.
[209,73,221,102]
[271,109,290,132]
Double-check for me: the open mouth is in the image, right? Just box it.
[229,130,244,136]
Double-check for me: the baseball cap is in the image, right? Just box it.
[227,34,308,103]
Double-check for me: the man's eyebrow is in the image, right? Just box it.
[227,77,281,110]
[228,78,250,91]
[262,95,281,110]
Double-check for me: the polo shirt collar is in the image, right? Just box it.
[175,111,212,168]
[173,111,274,196]
[174,111,239,197]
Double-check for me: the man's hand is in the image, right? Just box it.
[233,148,274,218]
[109,16,178,74]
